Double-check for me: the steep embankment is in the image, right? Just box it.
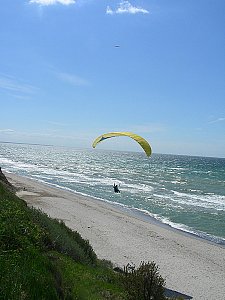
[0,170,126,300]
[0,167,15,192]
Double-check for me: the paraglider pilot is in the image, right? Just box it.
[113,183,120,193]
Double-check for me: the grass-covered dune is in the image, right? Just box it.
[0,171,169,300]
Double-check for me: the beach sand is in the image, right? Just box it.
[6,172,225,300]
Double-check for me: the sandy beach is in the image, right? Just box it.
[6,172,225,300]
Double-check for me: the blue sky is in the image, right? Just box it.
[0,0,224,157]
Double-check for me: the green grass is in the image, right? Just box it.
[0,183,59,299]
[54,253,126,300]
[0,249,58,300]
[0,181,126,299]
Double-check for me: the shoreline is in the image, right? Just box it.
[7,172,225,248]
[5,171,225,300]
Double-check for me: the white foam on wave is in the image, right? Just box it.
[171,180,187,185]
[1,155,132,190]
[121,182,154,193]
[0,157,41,172]
[170,167,187,171]
[172,190,225,210]
[0,157,14,164]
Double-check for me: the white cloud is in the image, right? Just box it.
[29,0,76,6]
[0,75,37,94]
[0,129,15,134]
[209,117,225,124]
[106,6,114,15]
[106,1,149,15]
[56,72,89,86]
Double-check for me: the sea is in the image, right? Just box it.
[0,142,225,246]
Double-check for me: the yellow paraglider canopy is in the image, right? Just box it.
[92,132,152,157]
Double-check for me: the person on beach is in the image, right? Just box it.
[113,183,120,193]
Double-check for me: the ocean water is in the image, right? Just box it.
[0,142,225,245]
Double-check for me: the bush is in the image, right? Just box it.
[122,261,166,300]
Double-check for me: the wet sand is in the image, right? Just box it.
[6,172,225,300]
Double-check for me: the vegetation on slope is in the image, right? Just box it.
[0,181,127,299]
[0,172,170,300]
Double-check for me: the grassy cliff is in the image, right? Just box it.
[0,179,127,299]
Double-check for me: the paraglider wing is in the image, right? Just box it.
[92,132,152,157]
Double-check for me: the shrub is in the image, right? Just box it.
[122,261,166,300]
